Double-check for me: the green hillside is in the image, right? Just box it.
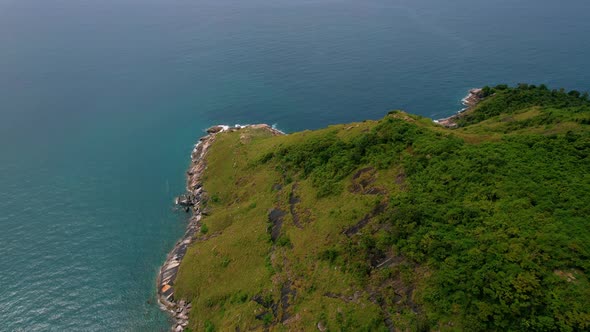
[174,85,590,331]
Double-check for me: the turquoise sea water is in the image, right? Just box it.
[0,0,589,330]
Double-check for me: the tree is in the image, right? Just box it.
[481,86,493,97]
[568,90,581,98]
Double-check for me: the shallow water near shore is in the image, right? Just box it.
[1,0,589,330]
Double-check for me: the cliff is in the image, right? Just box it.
[168,85,590,331]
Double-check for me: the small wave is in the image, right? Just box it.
[271,123,286,134]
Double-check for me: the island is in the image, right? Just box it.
[160,84,590,331]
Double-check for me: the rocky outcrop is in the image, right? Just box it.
[462,88,484,108]
[435,88,485,128]
[157,123,284,331]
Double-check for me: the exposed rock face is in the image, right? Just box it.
[157,123,284,331]
[435,88,485,128]
[268,208,286,242]
[462,88,484,107]
[175,194,194,207]
[206,125,225,134]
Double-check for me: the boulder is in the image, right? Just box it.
[206,126,224,134]
[175,194,193,207]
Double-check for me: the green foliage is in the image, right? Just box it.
[265,117,450,196]
[220,256,231,268]
[383,132,590,330]
[230,291,249,304]
[319,248,340,264]
[275,234,292,247]
[481,85,494,97]
[210,193,220,203]
[259,85,590,330]
[175,86,590,331]
[458,84,590,126]
[264,253,274,273]
[204,320,215,332]
[262,312,274,326]
[200,223,209,234]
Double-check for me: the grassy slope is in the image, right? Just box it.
[174,86,590,331]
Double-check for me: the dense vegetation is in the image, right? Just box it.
[458,83,590,126]
[174,85,590,331]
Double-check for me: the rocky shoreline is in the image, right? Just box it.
[157,124,284,332]
[434,88,484,128]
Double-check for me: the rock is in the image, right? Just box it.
[175,194,193,207]
[470,88,484,98]
[181,321,189,327]
[317,321,327,331]
[206,125,224,133]
[177,314,189,320]
[175,325,183,332]
[179,299,186,307]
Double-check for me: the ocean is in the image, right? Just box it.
[0,0,588,330]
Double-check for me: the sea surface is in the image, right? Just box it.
[0,0,589,330]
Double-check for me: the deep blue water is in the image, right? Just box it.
[0,0,588,330]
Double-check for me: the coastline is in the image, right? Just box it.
[156,96,480,329]
[434,88,484,127]
[157,124,284,332]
